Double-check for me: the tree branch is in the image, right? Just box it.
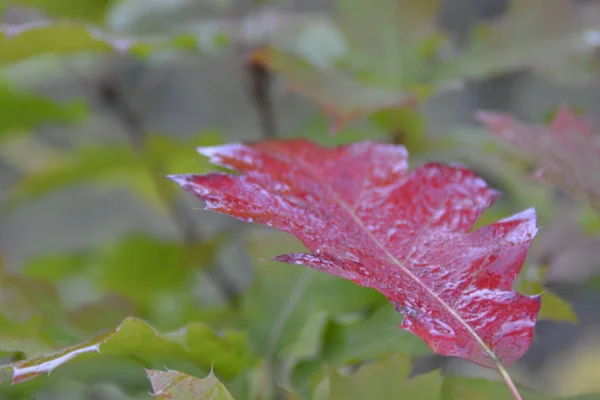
[97,64,241,308]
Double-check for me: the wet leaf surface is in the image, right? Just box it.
[171,139,541,368]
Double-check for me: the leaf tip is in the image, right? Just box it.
[197,143,244,164]
[165,174,190,187]
[501,207,537,224]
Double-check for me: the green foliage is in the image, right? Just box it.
[441,377,600,400]
[243,233,383,358]
[327,355,441,400]
[2,0,600,399]
[6,317,254,384]
[0,79,86,137]
[4,131,223,211]
[146,369,235,400]
[0,22,116,66]
[92,234,197,305]
[3,0,116,22]
[321,303,430,365]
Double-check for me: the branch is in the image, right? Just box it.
[97,64,241,308]
[246,55,278,139]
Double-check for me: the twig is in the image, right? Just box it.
[96,62,241,308]
[496,361,523,400]
[246,55,278,139]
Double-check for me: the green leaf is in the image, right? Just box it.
[0,258,67,347]
[5,131,223,210]
[0,80,86,138]
[517,273,578,323]
[0,21,115,67]
[0,16,236,68]
[6,317,255,384]
[0,258,94,367]
[322,303,429,365]
[249,1,445,129]
[243,231,383,359]
[146,369,235,400]
[538,291,578,323]
[250,47,410,131]
[4,0,117,23]
[66,295,135,336]
[282,311,329,363]
[441,376,600,400]
[327,354,441,400]
[294,114,388,147]
[23,252,92,282]
[370,106,426,154]
[334,0,441,87]
[442,0,600,84]
[91,234,196,306]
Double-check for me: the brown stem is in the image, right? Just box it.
[246,60,278,139]
[496,361,523,400]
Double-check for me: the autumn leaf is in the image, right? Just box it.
[169,140,541,369]
[477,107,600,214]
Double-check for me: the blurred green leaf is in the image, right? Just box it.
[0,20,204,67]
[0,21,114,66]
[0,266,61,327]
[6,317,255,385]
[91,234,207,307]
[517,280,578,323]
[250,47,410,131]
[441,376,600,400]
[371,106,426,154]
[538,291,578,323]
[442,0,600,83]
[334,0,441,87]
[287,302,430,397]
[295,114,388,146]
[244,231,383,359]
[327,354,441,400]
[4,0,116,23]
[146,369,235,400]
[67,295,135,336]
[250,1,446,130]
[5,131,223,210]
[282,311,329,363]
[0,257,87,364]
[0,80,86,138]
[578,207,600,235]
[23,251,92,282]
[322,303,429,365]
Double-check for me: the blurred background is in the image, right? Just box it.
[1,0,600,399]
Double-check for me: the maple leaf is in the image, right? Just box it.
[169,140,541,369]
[477,107,600,214]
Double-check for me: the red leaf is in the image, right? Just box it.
[169,140,540,368]
[477,107,600,212]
